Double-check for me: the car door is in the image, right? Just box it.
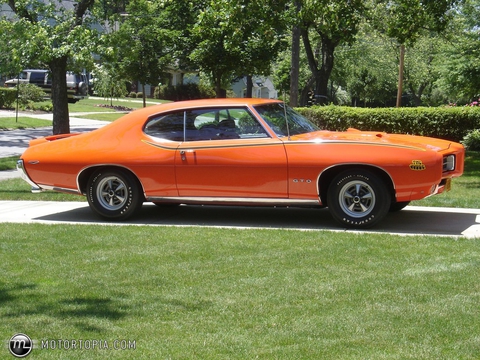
[175,107,288,198]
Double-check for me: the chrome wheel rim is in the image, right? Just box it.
[96,176,127,211]
[338,180,375,218]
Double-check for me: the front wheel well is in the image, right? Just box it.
[78,166,144,198]
[318,165,395,206]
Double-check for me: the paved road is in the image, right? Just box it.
[0,110,109,157]
[0,200,478,238]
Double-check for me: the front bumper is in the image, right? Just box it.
[17,160,42,193]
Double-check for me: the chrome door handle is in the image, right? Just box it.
[180,150,195,161]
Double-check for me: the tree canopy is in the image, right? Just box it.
[1,0,479,126]
[1,0,98,134]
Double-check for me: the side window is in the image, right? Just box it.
[144,111,185,141]
[190,107,268,140]
[144,107,270,142]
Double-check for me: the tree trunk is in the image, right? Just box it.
[396,44,405,107]
[49,56,70,135]
[289,24,300,107]
[314,38,335,105]
[245,75,253,98]
[214,75,226,98]
[301,29,337,105]
[142,82,147,107]
[300,77,315,107]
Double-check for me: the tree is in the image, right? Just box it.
[436,0,480,102]
[1,0,98,134]
[108,0,173,107]
[92,64,126,105]
[297,0,366,105]
[188,0,289,98]
[371,0,458,106]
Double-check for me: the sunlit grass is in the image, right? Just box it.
[0,117,52,130]
[0,224,478,359]
[413,151,480,208]
[0,156,20,171]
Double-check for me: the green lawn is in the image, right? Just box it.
[414,151,480,208]
[0,97,170,129]
[70,97,167,112]
[0,225,478,359]
[0,117,52,130]
[0,156,20,171]
[1,144,479,358]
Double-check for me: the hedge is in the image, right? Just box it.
[296,105,480,142]
[0,87,18,109]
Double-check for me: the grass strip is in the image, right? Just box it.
[0,117,52,130]
[0,224,478,359]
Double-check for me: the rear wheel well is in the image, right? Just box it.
[78,166,144,198]
[318,165,395,206]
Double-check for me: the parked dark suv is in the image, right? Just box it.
[5,69,88,103]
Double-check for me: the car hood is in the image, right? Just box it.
[292,128,456,152]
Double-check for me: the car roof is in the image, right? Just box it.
[109,98,283,130]
[91,98,285,139]
[144,98,282,113]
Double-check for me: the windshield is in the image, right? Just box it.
[254,103,319,137]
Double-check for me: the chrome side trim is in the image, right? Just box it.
[16,160,42,193]
[147,196,321,207]
[39,184,82,195]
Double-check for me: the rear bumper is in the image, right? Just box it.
[17,160,42,193]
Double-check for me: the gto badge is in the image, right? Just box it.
[293,178,312,183]
[409,160,426,171]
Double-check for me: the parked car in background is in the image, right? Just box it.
[17,98,465,229]
[5,69,49,87]
[5,69,88,103]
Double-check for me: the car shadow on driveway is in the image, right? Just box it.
[33,203,480,238]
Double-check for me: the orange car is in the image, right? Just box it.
[17,98,464,228]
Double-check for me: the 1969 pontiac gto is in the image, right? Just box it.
[17,98,465,228]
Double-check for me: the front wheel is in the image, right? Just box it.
[327,169,391,228]
[87,169,143,220]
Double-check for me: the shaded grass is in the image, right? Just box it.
[0,225,478,359]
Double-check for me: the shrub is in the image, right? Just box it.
[155,83,215,101]
[136,92,144,99]
[26,102,53,112]
[296,105,480,142]
[462,129,480,151]
[0,87,18,109]
[128,92,137,98]
[18,83,45,106]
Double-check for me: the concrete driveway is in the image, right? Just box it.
[0,200,478,238]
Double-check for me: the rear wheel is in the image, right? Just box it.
[87,169,143,220]
[327,169,391,228]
